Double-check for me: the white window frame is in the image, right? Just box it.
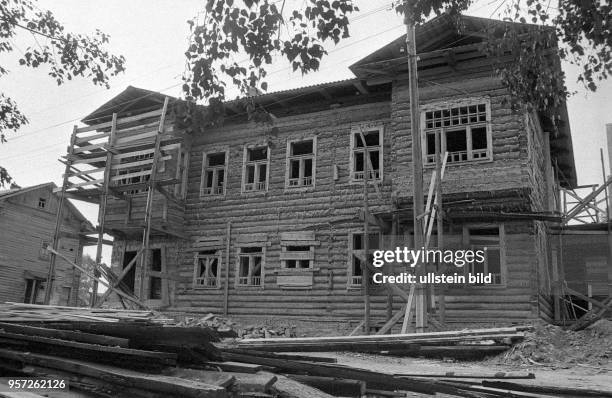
[463,223,506,286]
[350,124,384,183]
[193,250,222,289]
[285,137,317,189]
[236,246,265,287]
[242,145,270,193]
[281,245,315,269]
[347,231,380,287]
[200,150,229,197]
[421,98,492,166]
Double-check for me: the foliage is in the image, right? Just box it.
[77,254,97,306]
[0,0,126,186]
[183,0,611,122]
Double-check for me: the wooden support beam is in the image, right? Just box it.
[95,248,143,307]
[46,246,148,309]
[375,302,407,335]
[353,81,369,94]
[139,97,170,300]
[357,209,391,232]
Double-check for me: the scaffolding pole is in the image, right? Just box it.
[138,97,170,300]
[91,113,118,307]
[44,127,78,305]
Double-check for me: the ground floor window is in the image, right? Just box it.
[149,248,163,299]
[24,278,44,304]
[465,225,504,285]
[194,250,220,288]
[237,247,263,286]
[349,232,380,286]
[282,245,314,269]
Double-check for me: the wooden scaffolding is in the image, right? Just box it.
[43,97,185,308]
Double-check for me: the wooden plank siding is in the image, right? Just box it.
[105,71,555,323]
[0,185,85,306]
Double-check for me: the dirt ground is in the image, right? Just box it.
[312,352,612,397]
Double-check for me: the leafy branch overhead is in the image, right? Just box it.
[0,0,126,186]
[183,0,611,117]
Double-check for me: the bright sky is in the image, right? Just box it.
[1,0,611,262]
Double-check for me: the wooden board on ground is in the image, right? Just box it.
[0,348,227,398]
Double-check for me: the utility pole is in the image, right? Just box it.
[404,1,427,332]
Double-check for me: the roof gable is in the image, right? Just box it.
[0,182,91,226]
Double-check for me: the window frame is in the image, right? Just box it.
[235,246,266,288]
[285,137,317,190]
[242,144,270,193]
[462,223,506,287]
[347,231,381,288]
[349,124,384,183]
[200,149,229,197]
[421,99,493,167]
[193,250,222,289]
[281,245,315,270]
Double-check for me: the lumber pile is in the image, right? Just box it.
[235,326,529,358]
[0,302,174,324]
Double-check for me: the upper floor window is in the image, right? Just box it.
[286,139,315,188]
[422,101,491,165]
[351,126,383,182]
[465,225,504,285]
[201,152,227,196]
[243,146,269,192]
[38,197,47,209]
[114,152,165,195]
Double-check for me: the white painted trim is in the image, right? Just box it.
[284,136,317,190]
[200,147,229,197]
[349,123,384,184]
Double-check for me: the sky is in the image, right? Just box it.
[1,0,611,262]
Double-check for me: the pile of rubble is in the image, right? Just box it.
[176,313,237,337]
[492,320,612,368]
[239,324,298,339]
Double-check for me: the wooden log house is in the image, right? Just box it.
[59,15,577,325]
[0,183,93,305]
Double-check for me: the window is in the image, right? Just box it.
[114,152,165,195]
[149,248,162,299]
[237,247,263,286]
[351,126,383,181]
[201,152,227,196]
[39,241,50,261]
[465,226,504,285]
[423,102,491,164]
[282,245,314,269]
[243,146,269,192]
[286,139,315,187]
[24,279,44,304]
[38,197,47,209]
[194,250,220,288]
[349,233,380,286]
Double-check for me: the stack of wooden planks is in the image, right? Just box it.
[0,303,174,324]
[235,326,530,358]
[1,316,611,397]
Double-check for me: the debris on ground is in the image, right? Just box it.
[176,313,238,337]
[2,305,611,397]
[240,324,298,339]
[491,319,612,368]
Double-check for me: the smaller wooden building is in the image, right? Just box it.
[0,183,92,305]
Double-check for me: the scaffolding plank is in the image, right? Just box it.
[76,108,164,133]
